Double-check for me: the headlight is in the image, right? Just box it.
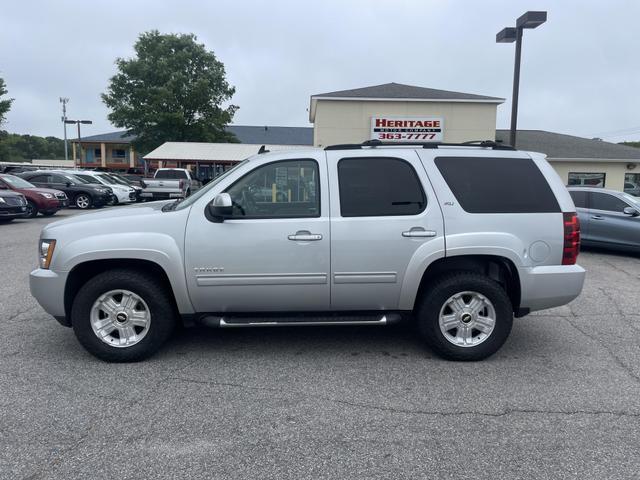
[96,188,107,193]
[0,197,5,203]
[39,193,54,199]
[39,239,56,269]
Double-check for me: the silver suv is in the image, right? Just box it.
[30,141,586,362]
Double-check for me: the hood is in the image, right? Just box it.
[48,200,173,228]
[0,190,24,198]
[23,187,66,196]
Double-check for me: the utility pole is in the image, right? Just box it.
[65,119,92,168]
[59,97,69,161]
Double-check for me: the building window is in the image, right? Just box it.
[625,173,640,196]
[94,148,101,158]
[567,172,605,188]
[112,149,126,159]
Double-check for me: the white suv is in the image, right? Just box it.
[30,141,585,362]
[73,170,136,204]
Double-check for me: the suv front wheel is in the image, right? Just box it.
[417,272,513,361]
[71,269,177,362]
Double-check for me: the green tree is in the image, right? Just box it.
[0,78,14,126]
[102,31,238,153]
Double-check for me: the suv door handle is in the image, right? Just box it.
[591,215,604,220]
[288,230,323,241]
[402,227,437,238]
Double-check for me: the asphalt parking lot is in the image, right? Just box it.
[1,209,640,480]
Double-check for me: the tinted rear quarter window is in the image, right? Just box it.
[435,156,560,213]
[569,191,588,208]
[338,157,426,217]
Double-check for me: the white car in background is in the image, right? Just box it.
[72,171,137,205]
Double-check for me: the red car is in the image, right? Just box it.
[0,173,68,218]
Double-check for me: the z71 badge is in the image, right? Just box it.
[194,267,225,273]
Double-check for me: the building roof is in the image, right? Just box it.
[226,125,312,145]
[74,125,313,147]
[73,131,137,144]
[143,142,312,162]
[309,83,504,122]
[496,130,640,160]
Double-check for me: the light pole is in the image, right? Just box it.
[496,11,547,148]
[59,97,69,161]
[65,119,92,168]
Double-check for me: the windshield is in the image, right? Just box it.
[96,173,118,185]
[64,174,90,184]
[73,174,101,185]
[105,174,131,186]
[622,192,640,207]
[1,174,35,188]
[155,169,188,180]
[174,160,248,211]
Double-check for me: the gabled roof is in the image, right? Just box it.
[143,142,312,162]
[310,82,504,122]
[226,125,312,145]
[496,130,640,160]
[74,131,136,144]
[74,125,314,147]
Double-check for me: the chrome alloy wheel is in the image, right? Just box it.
[438,291,496,347]
[90,290,151,348]
[76,194,90,209]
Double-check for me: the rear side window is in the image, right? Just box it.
[590,192,628,213]
[338,157,426,217]
[569,191,588,208]
[435,156,560,213]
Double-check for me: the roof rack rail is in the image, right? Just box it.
[324,139,515,151]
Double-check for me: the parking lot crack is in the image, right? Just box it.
[563,315,640,386]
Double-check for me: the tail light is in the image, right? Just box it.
[562,212,580,265]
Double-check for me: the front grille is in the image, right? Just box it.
[129,192,136,200]
[4,196,25,206]
[55,193,67,200]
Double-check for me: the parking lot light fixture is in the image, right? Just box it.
[496,11,547,148]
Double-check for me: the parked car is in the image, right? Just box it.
[71,170,136,205]
[0,190,27,222]
[30,141,586,363]
[140,168,201,201]
[0,173,68,218]
[1,165,37,174]
[624,181,640,197]
[101,172,143,202]
[18,171,113,209]
[568,187,640,252]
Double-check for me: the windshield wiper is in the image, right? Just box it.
[161,199,183,212]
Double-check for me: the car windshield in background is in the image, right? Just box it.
[73,174,101,184]
[1,174,35,188]
[622,192,640,207]
[66,174,91,184]
[96,174,118,184]
[104,174,131,186]
[155,169,188,179]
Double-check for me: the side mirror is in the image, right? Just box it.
[623,206,639,217]
[207,193,233,223]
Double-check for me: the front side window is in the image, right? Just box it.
[590,192,629,213]
[338,157,426,217]
[225,159,319,218]
[568,172,605,188]
[74,174,101,185]
[29,175,51,184]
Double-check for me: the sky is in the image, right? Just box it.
[1,0,639,143]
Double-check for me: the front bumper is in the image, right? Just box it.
[30,268,68,322]
[0,205,27,218]
[519,264,586,312]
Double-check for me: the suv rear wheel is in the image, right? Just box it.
[416,272,513,361]
[71,269,177,362]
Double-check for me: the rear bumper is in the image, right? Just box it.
[30,268,68,321]
[519,264,586,312]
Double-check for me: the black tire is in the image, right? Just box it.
[25,200,39,218]
[71,269,177,362]
[75,193,92,209]
[416,272,513,361]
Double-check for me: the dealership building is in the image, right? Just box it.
[73,82,640,193]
